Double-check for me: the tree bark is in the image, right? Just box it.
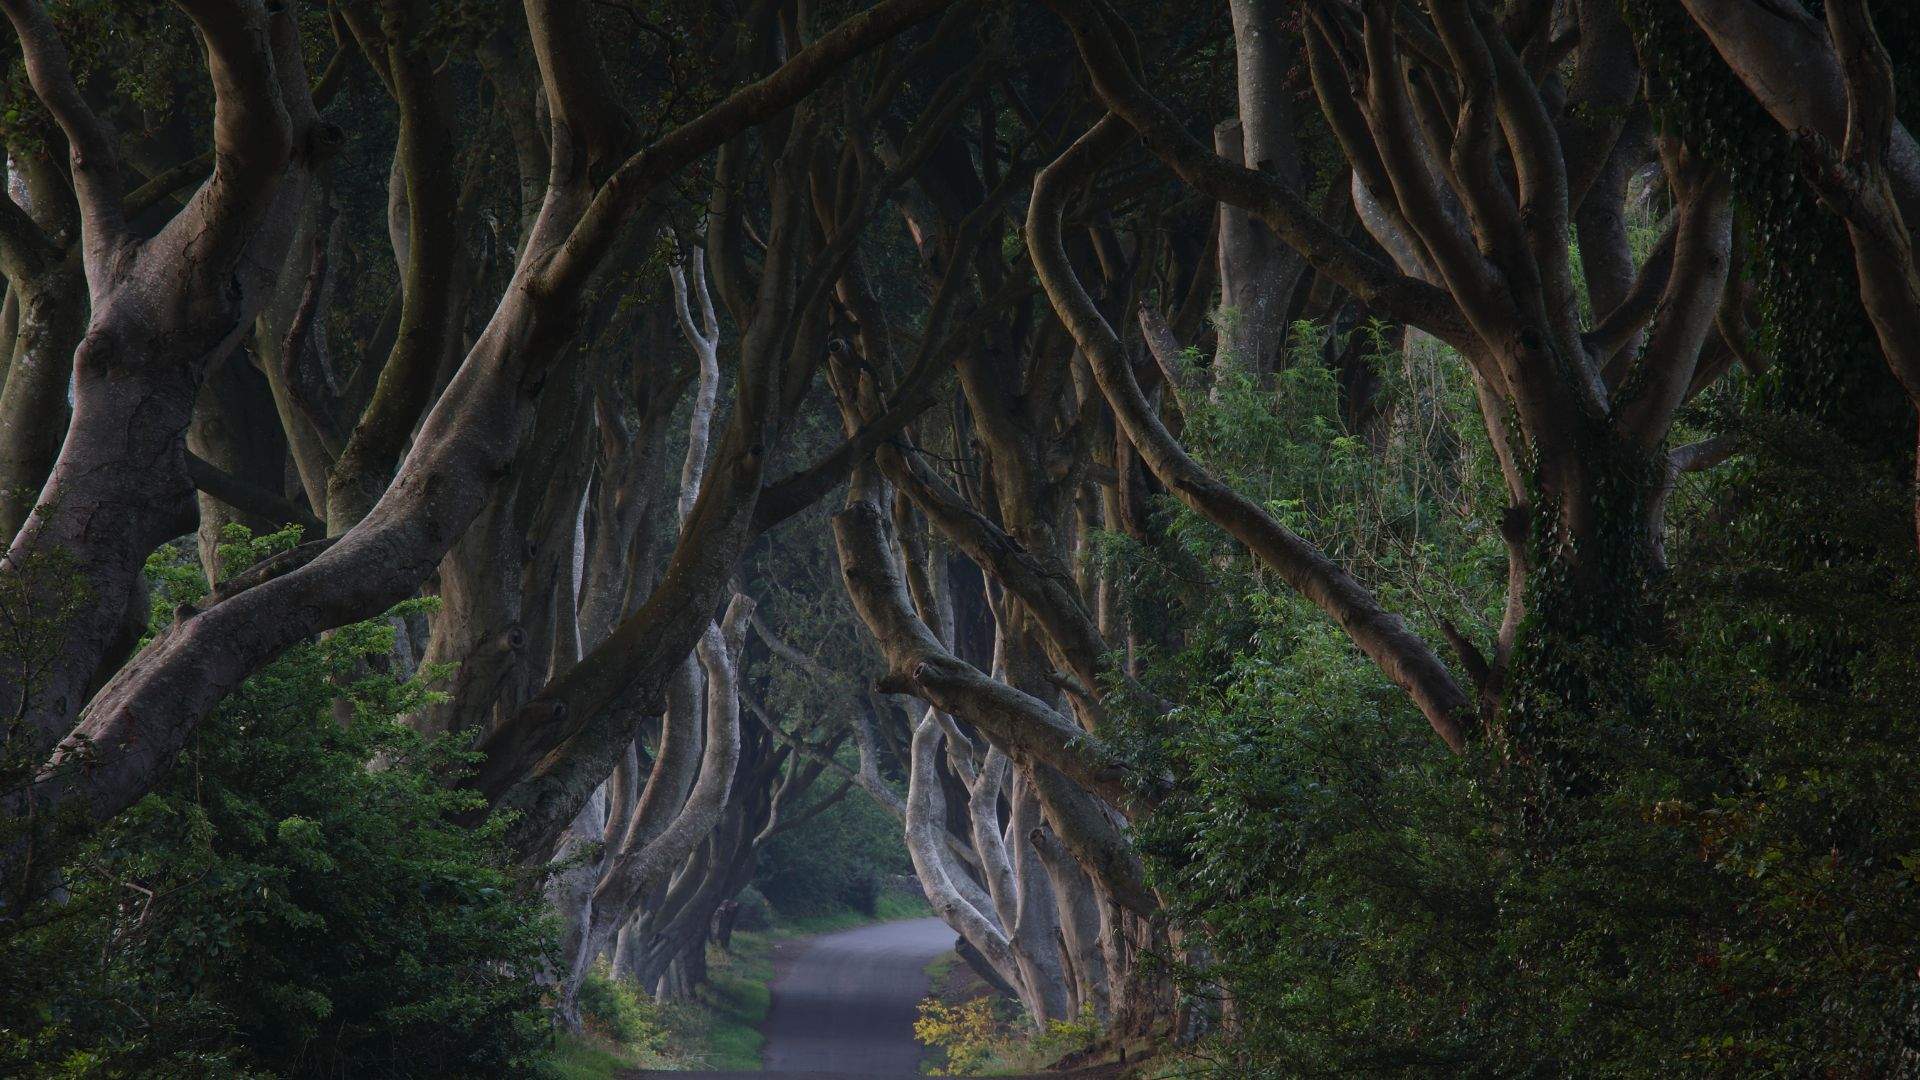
[1214,0,1307,382]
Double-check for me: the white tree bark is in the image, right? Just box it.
[562,596,749,1010]
[559,237,738,1010]
[904,710,1025,995]
[1214,0,1306,381]
[1006,772,1073,1024]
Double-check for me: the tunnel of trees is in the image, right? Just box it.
[2,0,1920,1075]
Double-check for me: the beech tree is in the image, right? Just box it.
[1025,0,1752,774]
[5,2,1918,1073]
[0,0,958,907]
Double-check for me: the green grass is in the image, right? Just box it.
[923,949,959,990]
[544,1031,646,1080]
[692,930,778,1070]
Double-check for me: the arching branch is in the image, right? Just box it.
[1026,114,1473,751]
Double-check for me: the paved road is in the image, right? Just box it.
[762,916,954,1075]
[627,916,956,1079]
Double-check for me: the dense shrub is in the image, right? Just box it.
[1117,325,1920,1075]
[574,963,669,1053]
[839,866,883,916]
[0,529,554,1078]
[915,997,1001,1074]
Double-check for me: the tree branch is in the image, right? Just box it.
[833,487,1143,809]
[0,0,126,252]
[1614,145,1733,448]
[164,0,295,271]
[1046,0,1474,347]
[544,0,961,299]
[184,451,323,537]
[1026,113,1473,751]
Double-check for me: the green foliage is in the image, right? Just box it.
[730,884,775,931]
[574,963,670,1054]
[1116,314,1920,1074]
[0,531,554,1078]
[1,3,201,157]
[1179,323,1495,572]
[755,775,911,918]
[1034,1002,1104,1059]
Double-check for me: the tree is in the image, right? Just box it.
[0,0,959,906]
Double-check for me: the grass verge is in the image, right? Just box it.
[687,928,776,1070]
[546,1031,656,1080]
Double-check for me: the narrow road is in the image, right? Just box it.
[762,916,955,1076]
[627,916,956,1079]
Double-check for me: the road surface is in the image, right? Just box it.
[760,916,955,1075]
[628,915,957,1079]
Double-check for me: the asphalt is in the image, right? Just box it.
[625,915,958,1079]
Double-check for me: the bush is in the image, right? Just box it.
[0,529,555,1078]
[915,997,1002,1075]
[575,963,668,1052]
[1116,322,1920,1075]
[1033,1003,1103,1059]
[914,997,1103,1076]
[838,867,882,916]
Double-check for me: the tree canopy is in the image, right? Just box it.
[3,0,1920,1075]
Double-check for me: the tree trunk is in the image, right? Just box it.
[1214,0,1306,382]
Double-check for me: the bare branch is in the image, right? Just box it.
[544,0,961,298]
[1587,213,1677,375]
[162,0,295,270]
[1613,146,1734,448]
[834,487,1142,808]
